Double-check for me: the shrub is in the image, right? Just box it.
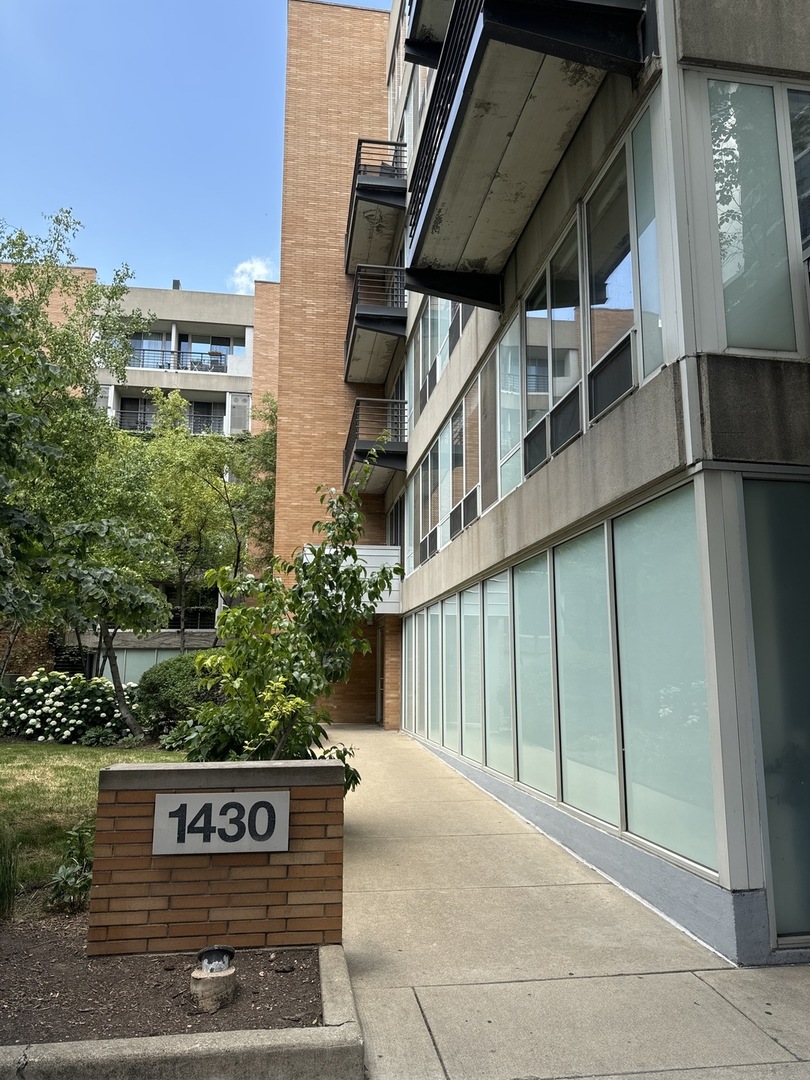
[45,822,94,913]
[0,669,136,745]
[136,651,213,737]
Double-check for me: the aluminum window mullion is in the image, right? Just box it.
[549,546,564,806]
[776,83,810,357]
[606,521,628,835]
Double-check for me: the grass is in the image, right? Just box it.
[0,741,186,897]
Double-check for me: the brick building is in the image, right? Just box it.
[272,0,810,964]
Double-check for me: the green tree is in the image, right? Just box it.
[178,454,402,789]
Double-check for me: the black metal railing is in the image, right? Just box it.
[353,138,407,182]
[351,265,406,313]
[117,410,225,435]
[128,348,229,374]
[409,0,483,240]
[343,398,408,483]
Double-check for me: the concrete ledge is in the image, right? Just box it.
[98,759,345,791]
[0,946,364,1080]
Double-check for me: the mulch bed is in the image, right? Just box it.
[0,913,321,1045]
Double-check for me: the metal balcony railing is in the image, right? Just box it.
[409,0,483,240]
[351,265,406,314]
[117,410,225,435]
[352,138,407,182]
[343,398,408,485]
[128,348,229,374]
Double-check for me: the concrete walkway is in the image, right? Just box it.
[335,725,810,1080]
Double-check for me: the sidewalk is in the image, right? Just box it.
[336,725,810,1080]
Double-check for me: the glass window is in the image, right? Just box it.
[788,89,810,256]
[550,226,581,406]
[443,596,460,752]
[614,486,716,869]
[415,609,427,737]
[403,616,414,731]
[464,384,480,495]
[480,356,498,511]
[427,604,442,742]
[451,404,464,509]
[498,318,522,497]
[555,526,619,824]
[587,153,634,365]
[484,573,515,777]
[525,274,549,431]
[438,421,452,547]
[744,479,810,936]
[708,80,796,351]
[632,110,665,377]
[514,554,556,796]
[460,586,483,763]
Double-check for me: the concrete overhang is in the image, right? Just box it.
[406,0,455,66]
[345,141,407,274]
[345,266,407,384]
[408,0,646,287]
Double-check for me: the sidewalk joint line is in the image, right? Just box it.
[412,986,451,1080]
[691,971,802,1062]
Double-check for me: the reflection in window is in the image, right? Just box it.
[525,275,549,431]
[708,81,795,350]
[460,586,483,763]
[484,573,514,776]
[632,111,664,377]
[550,226,581,405]
[498,318,522,497]
[514,554,555,796]
[587,154,634,365]
[443,596,460,752]
[788,89,810,256]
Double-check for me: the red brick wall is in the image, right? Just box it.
[88,762,344,956]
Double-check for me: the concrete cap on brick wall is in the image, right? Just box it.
[98,760,346,791]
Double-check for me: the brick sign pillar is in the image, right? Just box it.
[87,760,344,956]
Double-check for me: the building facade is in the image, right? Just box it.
[275,0,810,962]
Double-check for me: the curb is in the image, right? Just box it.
[0,945,364,1080]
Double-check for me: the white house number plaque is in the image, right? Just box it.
[152,791,290,855]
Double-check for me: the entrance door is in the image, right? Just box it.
[745,479,810,940]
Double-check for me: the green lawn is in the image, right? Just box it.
[0,741,186,890]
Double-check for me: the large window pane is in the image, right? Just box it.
[461,586,483,763]
[587,153,634,364]
[498,318,521,456]
[443,596,460,752]
[464,384,480,494]
[550,227,581,406]
[415,609,426,737]
[745,480,810,936]
[427,604,442,741]
[484,573,514,777]
[788,89,810,255]
[438,421,451,547]
[514,554,556,796]
[708,81,796,350]
[632,110,665,377]
[555,527,618,824]
[403,616,414,731]
[525,274,549,431]
[614,486,716,869]
[480,356,498,511]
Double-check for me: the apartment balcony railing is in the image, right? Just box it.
[405,0,455,66]
[343,398,408,494]
[345,139,407,274]
[345,265,407,384]
[117,411,225,435]
[406,0,646,296]
[128,348,229,374]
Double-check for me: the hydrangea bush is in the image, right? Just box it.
[0,669,138,745]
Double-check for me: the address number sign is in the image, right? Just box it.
[152,791,290,854]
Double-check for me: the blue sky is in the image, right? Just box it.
[1,0,390,294]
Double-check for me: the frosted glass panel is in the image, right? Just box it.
[484,573,514,777]
[514,554,556,795]
[427,604,442,742]
[415,609,426,737]
[614,486,716,869]
[461,586,483,763]
[708,81,795,351]
[555,527,618,824]
[403,616,414,731]
[745,480,810,936]
[443,597,460,752]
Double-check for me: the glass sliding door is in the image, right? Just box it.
[613,486,716,869]
[555,526,619,824]
[484,573,514,777]
[514,554,556,796]
[427,603,442,742]
[460,585,483,763]
[745,479,810,937]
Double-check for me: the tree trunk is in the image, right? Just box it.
[0,623,21,679]
[100,622,143,737]
[178,574,186,653]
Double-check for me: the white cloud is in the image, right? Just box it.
[228,256,278,294]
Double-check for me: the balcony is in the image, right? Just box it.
[345,140,407,274]
[343,398,408,495]
[128,348,229,374]
[356,545,402,614]
[117,410,225,435]
[405,0,455,66]
[406,0,649,306]
[345,266,407,384]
